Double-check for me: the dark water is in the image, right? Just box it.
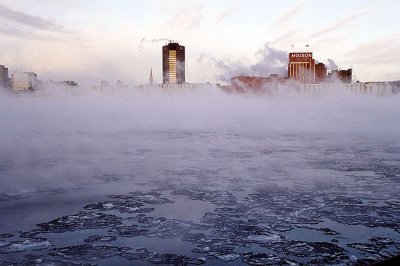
[1,91,400,265]
[1,131,400,265]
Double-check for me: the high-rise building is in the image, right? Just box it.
[162,42,185,84]
[288,52,316,83]
[0,65,9,88]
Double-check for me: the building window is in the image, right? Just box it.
[169,50,177,83]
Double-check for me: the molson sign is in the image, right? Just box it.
[289,53,313,62]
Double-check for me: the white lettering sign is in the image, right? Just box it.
[291,53,312,58]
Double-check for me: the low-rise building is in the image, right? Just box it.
[315,63,327,83]
[12,72,38,91]
[100,80,109,88]
[328,69,352,83]
[227,75,289,93]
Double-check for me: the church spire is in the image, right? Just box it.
[149,67,153,85]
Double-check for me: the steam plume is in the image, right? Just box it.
[198,43,288,82]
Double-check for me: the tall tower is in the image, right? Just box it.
[162,42,185,84]
[149,68,153,85]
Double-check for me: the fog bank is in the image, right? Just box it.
[1,85,399,198]
[1,86,399,137]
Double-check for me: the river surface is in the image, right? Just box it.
[1,90,400,265]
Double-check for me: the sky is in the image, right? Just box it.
[0,0,399,85]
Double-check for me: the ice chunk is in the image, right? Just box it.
[216,253,240,262]
[246,234,281,243]
[0,238,51,253]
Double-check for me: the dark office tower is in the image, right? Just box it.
[162,42,185,84]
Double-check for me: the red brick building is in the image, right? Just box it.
[328,69,352,83]
[315,63,327,83]
[227,75,288,93]
[288,53,316,83]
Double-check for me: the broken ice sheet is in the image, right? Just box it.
[83,235,117,243]
[19,211,123,239]
[108,191,174,204]
[1,187,400,265]
[241,252,296,265]
[0,238,52,253]
[171,189,238,205]
[84,200,154,214]
[49,244,123,260]
[348,236,400,256]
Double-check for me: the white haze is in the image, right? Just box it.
[1,86,399,140]
[0,86,399,193]
[327,58,339,71]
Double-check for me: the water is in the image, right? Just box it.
[1,88,400,265]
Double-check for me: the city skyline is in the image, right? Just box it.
[0,0,399,84]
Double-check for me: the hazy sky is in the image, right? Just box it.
[0,0,399,84]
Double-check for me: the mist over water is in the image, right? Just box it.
[1,86,400,265]
[2,86,399,135]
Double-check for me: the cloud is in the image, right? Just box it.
[163,3,204,34]
[339,33,400,81]
[310,9,370,39]
[311,31,353,50]
[269,2,308,46]
[344,33,400,63]
[0,3,64,32]
[0,3,81,42]
[271,29,298,45]
[214,4,236,24]
[0,25,70,42]
[274,1,308,27]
